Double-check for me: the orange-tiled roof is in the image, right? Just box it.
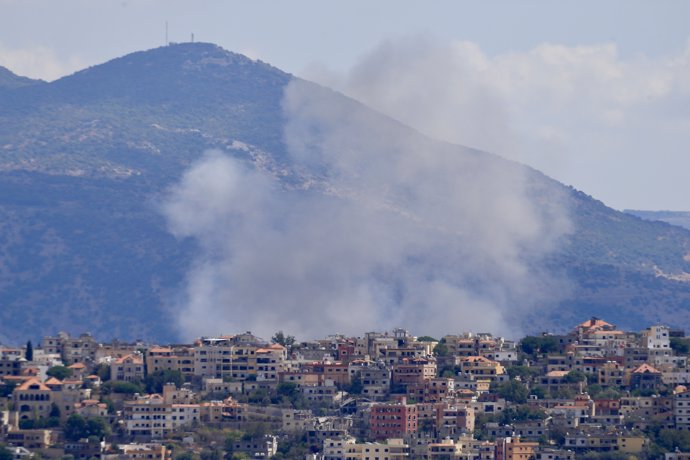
[592,330,624,335]
[462,356,494,363]
[578,318,614,329]
[68,363,86,369]
[114,354,143,364]
[269,343,285,350]
[633,363,661,374]
[44,377,63,385]
[16,378,51,391]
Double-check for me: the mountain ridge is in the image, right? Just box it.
[0,65,43,90]
[1,43,689,343]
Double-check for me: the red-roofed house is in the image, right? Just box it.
[111,354,144,382]
[13,379,53,420]
[630,364,663,391]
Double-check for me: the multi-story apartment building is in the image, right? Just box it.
[675,388,690,430]
[392,358,436,388]
[123,384,200,438]
[642,325,671,350]
[407,377,455,403]
[348,360,390,400]
[193,334,285,381]
[457,356,505,382]
[495,437,539,460]
[370,398,418,440]
[110,354,145,382]
[435,403,475,436]
[145,346,195,377]
[42,332,98,364]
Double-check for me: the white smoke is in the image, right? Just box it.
[162,72,571,340]
[0,43,84,81]
[304,36,690,210]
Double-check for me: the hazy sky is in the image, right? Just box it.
[1,0,690,211]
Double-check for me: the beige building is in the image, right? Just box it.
[42,332,98,364]
[12,376,88,421]
[392,358,437,388]
[323,438,409,460]
[145,346,195,377]
[123,384,200,438]
[111,354,145,382]
[13,379,53,421]
[458,356,505,381]
[103,443,171,460]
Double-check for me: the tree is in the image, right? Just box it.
[671,337,690,354]
[417,336,437,342]
[102,381,144,395]
[345,372,363,395]
[64,414,88,442]
[495,380,529,403]
[49,403,61,418]
[275,382,304,407]
[529,386,547,399]
[145,369,183,393]
[224,431,243,459]
[25,340,33,361]
[433,342,449,357]
[564,370,587,384]
[46,365,73,380]
[0,444,12,460]
[507,365,541,382]
[86,417,110,440]
[94,363,111,382]
[64,414,110,442]
[654,428,690,452]
[499,405,547,424]
[200,448,222,460]
[520,336,559,355]
[271,331,295,349]
[0,381,16,398]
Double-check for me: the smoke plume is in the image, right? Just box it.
[162,72,572,342]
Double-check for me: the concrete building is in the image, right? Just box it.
[370,399,418,440]
[110,354,145,382]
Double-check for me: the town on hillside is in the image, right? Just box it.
[2,318,690,459]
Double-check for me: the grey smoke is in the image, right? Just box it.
[162,77,572,341]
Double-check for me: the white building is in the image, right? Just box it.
[643,325,671,350]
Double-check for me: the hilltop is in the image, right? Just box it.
[1,43,690,343]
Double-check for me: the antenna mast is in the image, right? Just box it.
[165,21,169,46]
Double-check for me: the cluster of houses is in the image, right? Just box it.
[0,318,690,459]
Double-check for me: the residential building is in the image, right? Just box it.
[370,399,418,440]
[111,354,145,382]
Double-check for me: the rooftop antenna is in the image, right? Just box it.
[165,21,169,46]
[191,33,194,43]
